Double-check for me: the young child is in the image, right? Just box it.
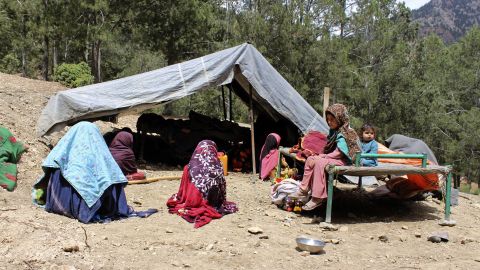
[359,123,378,167]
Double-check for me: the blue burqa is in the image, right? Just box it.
[33,122,155,223]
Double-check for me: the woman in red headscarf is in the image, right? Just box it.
[167,140,238,228]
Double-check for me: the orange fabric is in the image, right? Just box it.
[377,143,430,166]
[377,143,439,191]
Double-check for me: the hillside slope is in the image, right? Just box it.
[413,0,480,43]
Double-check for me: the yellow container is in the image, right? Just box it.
[217,152,228,176]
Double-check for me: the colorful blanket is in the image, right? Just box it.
[0,126,26,191]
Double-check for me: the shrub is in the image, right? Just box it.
[459,183,471,193]
[53,62,94,87]
[0,53,20,74]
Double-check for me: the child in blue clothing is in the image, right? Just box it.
[359,123,378,166]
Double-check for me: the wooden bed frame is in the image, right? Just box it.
[276,147,453,224]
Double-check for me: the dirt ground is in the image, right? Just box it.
[1,72,480,270]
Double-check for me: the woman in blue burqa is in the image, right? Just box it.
[33,122,156,223]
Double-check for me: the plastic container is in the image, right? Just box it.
[217,152,228,176]
[293,200,302,213]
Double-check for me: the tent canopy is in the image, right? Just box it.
[36,43,328,137]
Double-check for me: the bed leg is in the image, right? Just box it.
[276,148,282,179]
[326,173,334,223]
[438,171,457,226]
[445,172,452,221]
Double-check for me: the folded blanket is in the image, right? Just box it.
[289,131,328,160]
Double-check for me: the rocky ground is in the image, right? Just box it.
[1,72,480,270]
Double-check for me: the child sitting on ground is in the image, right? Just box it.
[359,123,378,167]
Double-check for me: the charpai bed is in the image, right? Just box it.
[277,147,453,224]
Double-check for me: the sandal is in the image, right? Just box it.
[302,199,324,211]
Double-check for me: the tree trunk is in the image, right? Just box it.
[53,39,57,73]
[339,0,346,39]
[90,40,102,83]
[21,50,27,77]
[42,35,49,81]
[96,40,101,82]
[64,40,69,61]
[21,14,27,77]
[85,23,90,63]
[85,42,89,63]
[42,0,49,81]
[91,42,97,83]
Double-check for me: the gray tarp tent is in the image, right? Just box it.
[36,43,328,137]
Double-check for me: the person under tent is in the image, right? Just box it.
[258,133,282,181]
[258,133,297,181]
[108,131,146,181]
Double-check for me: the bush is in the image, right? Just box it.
[0,53,20,74]
[459,183,471,193]
[53,62,94,88]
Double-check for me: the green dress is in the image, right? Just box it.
[0,126,26,191]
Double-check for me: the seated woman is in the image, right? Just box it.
[291,104,361,210]
[259,133,287,181]
[33,122,156,223]
[109,131,145,180]
[167,140,238,228]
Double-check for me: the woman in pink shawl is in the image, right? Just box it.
[259,133,281,181]
[108,131,145,180]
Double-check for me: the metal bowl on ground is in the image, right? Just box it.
[295,236,326,254]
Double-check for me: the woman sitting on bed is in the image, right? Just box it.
[290,104,361,210]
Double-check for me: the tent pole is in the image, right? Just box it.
[323,87,331,118]
[249,84,257,176]
[221,86,227,120]
[228,84,233,121]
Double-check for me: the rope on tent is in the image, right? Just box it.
[177,63,187,94]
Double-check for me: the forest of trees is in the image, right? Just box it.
[0,0,479,182]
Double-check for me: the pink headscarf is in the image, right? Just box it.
[259,133,281,180]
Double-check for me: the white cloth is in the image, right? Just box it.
[270,178,300,205]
